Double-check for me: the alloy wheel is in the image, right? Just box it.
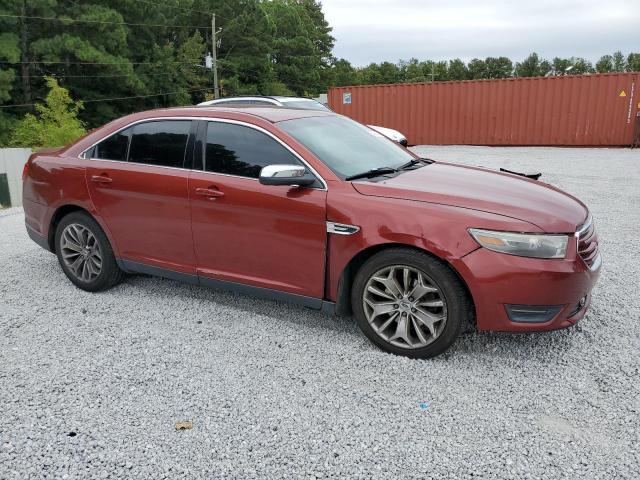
[363,265,447,349]
[60,223,103,283]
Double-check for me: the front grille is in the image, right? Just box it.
[577,215,599,268]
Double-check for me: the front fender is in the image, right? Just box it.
[325,182,541,302]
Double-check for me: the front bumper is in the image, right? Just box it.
[452,247,601,332]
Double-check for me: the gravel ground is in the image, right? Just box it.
[1,146,639,479]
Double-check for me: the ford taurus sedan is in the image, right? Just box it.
[22,106,601,358]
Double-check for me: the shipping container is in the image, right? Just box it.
[328,73,640,146]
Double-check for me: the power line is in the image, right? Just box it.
[1,60,205,66]
[0,13,210,30]
[18,70,200,79]
[128,0,217,17]
[0,87,212,109]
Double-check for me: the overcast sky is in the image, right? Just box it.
[320,0,639,66]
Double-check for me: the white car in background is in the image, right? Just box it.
[197,96,409,146]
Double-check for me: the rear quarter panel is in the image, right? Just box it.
[22,154,110,253]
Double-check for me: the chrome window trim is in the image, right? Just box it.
[80,116,328,191]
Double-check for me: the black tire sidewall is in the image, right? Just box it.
[54,212,121,292]
[351,249,469,359]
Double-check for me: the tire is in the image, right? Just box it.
[351,248,472,359]
[54,211,124,292]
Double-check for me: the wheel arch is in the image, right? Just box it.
[47,204,116,255]
[334,243,476,325]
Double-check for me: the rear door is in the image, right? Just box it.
[189,120,328,299]
[86,119,197,274]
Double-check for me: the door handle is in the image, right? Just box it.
[195,187,225,199]
[91,175,113,184]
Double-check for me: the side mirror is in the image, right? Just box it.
[259,164,316,187]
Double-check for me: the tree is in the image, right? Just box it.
[262,0,334,95]
[627,53,640,72]
[539,60,553,76]
[400,58,426,83]
[515,52,548,77]
[467,58,488,79]
[613,51,626,71]
[551,57,570,75]
[571,57,594,74]
[596,55,614,73]
[10,76,86,148]
[485,57,513,78]
[448,59,468,80]
[0,32,19,103]
[326,57,358,86]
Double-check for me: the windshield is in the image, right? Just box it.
[279,116,414,179]
[280,100,331,111]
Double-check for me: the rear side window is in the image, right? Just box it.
[205,122,301,178]
[92,129,131,161]
[128,120,191,168]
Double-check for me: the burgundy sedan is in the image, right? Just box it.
[22,106,601,358]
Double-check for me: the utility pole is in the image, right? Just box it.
[428,63,436,82]
[211,14,220,99]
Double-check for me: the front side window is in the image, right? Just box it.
[92,128,131,161]
[128,120,191,168]
[279,115,414,179]
[205,122,302,178]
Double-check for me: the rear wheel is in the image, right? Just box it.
[351,248,472,359]
[55,212,124,292]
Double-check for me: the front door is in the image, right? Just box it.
[190,120,327,299]
[86,119,197,274]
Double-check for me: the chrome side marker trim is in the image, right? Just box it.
[327,222,360,235]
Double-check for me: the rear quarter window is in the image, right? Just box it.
[91,129,131,161]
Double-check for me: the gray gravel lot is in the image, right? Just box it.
[1,146,639,479]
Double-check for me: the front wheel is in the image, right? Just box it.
[351,248,472,359]
[54,211,124,292]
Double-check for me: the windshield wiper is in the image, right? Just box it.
[398,158,435,170]
[345,167,398,181]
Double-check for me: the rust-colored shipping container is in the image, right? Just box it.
[328,73,640,146]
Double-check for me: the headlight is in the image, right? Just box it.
[469,229,568,259]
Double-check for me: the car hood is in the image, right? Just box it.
[351,162,588,233]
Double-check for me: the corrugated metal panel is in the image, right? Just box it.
[328,73,640,146]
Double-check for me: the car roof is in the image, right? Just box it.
[155,105,335,123]
[64,106,336,158]
[201,96,322,106]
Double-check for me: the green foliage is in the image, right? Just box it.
[0,0,638,144]
[262,0,334,95]
[468,58,488,79]
[613,51,626,71]
[515,52,545,77]
[10,76,86,148]
[627,53,640,72]
[596,55,614,73]
[485,57,513,79]
[447,59,468,81]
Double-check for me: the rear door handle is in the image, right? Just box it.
[195,187,225,199]
[91,175,112,184]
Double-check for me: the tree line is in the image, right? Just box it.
[331,52,640,86]
[0,0,638,146]
[0,0,334,145]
